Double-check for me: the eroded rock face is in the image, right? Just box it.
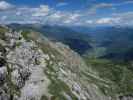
[119,95,133,100]
[0,28,51,100]
[0,26,132,100]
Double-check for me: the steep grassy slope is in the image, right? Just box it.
[84,56,133,99]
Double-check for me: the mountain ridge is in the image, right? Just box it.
[0,25,112,100]
[0,25,132,100]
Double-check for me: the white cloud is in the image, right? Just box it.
[0,1,13,10]
[123,0,133,4]
[32,5,50,17]
[91,3,113,11]
[0,15,7,21]
[16,11,21,16]
[43,10,82,25]
[87,1,133,14]
[0,1,133,26]
[69,14,81,20]
[96,17,120,24]
[1,15,7,20]
[56,2,68,7]
[88,3,113,14]
[62,13,81,25]
[113,11,133,18]
[96,18,112,24]
[112,12,133,25]
[86,20,93,24]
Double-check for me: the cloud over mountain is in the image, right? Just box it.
[0,1,14,10]
[0,0,133,26]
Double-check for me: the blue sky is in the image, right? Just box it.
[0,0,133,26]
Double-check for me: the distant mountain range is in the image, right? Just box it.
[69,26,133,61]
[8,23,133,61]
[8,23,92,55]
